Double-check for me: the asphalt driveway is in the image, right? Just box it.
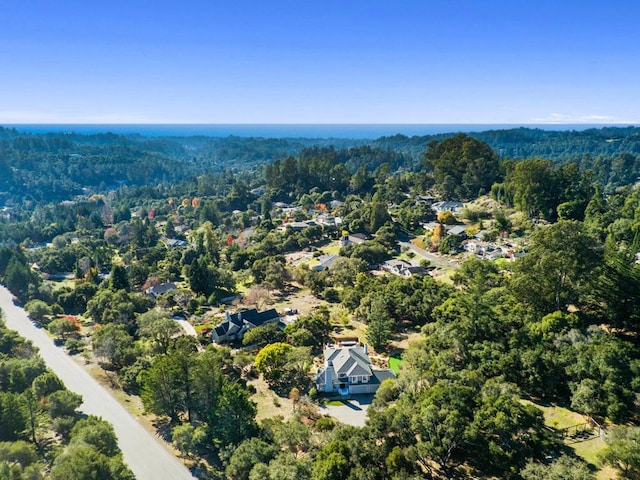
[319,395,374,427]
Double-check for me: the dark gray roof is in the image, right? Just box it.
[349,233,370,241]
[214,323,230,338]
[229,308,279,327]
[405,266,428,276]
[371,369,396,384]
[213,308,281,342]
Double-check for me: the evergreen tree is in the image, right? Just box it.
[366,296,394,352]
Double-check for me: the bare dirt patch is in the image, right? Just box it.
[271,284,324,316]
[248,375,295,422]
[389,329,422,351]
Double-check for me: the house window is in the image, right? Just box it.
[338,372,347,379]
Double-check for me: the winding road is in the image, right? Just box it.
[399,241,460,269]
[0,285,194,480]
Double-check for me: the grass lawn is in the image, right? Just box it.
[388,356,403,374]
[335,320,367,345]
[523,400,585,430]
[523,400,614,478]
[398,251,417,262]
[432,267,457,284]
[321,241,342,256]
[235,282,250,295]
[46,278,76,291]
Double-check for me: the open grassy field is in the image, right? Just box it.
[320,241,342,256]
[46,278,76,291]
[523,400,615,479]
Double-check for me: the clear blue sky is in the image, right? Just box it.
[1,0,639,124]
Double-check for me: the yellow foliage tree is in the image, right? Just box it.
[437,211,457,225]
[431,224,445,245]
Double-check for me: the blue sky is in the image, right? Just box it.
[1,0,639,124]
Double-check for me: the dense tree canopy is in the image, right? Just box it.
[422,133,502,199]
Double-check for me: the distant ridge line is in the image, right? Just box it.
[3,123,637,139]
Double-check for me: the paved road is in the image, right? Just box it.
[400,241,460,270]
[0,285,194,480]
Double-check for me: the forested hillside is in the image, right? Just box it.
[0,127,364,204]
[2,126,640,206]
[0,126,639,479]
[374,126,640,159]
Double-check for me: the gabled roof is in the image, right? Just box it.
[146,282,177,297]
[214,322,230,338]
[228,308,280,328]
[213,308,281,342]
[432,200,464,209]
[383,259,410,269]
[314,254,339,270]
[349,233,370,241]
[324,346,373,378]
[165,238,189,247]
[446,225,467,236]
[404,266,429,276]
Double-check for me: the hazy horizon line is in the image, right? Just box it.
[4,121,638,126]
[5,122,638,140]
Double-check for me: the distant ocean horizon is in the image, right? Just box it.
[3,123,637,139]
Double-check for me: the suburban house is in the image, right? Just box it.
[278,220,317,232]
[165,238,189,248]
[402,265,430,277]
[211,308,281,344]
[421,221,441,233]
[145,281,177,299]
[445,225,467,237]
[416,194,436,205]
[382,259,411,275]
[311,254,340,271]
[340,233,370,247]
[315,344,396,395]
[465,241,505,258]
[382,259,429,278]
[431,201,464,215]
[315,214,342,227]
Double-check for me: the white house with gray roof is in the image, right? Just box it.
[431,201,464,215]
[315,345,396,395]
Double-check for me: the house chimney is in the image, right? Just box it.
[325,360,334,393]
